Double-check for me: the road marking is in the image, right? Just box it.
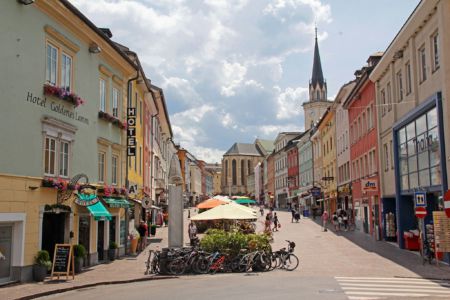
[335,276,450,299]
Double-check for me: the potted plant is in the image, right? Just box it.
[33,250,51,282]
[73,244,87,274]
[108,242,118,261]
[150,224,157,236]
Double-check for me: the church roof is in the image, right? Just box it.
[224,143,263,156]
[255,139,275,155]
[311,28,325,89]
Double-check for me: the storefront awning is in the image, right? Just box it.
[87,201,112,221]
[103,197,130,208]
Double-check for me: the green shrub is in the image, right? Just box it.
[35,250,52,270]
[200,229,271,257]
[73,244,87,258]
[109,242,118,249]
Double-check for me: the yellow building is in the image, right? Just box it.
[0,0,136,282]
[213,172,222,195]
[318,109,338,214]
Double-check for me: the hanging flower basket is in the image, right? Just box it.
[98,185,128,197]
[43,84,86,107]
[42,177,78,192]
[98,111,127,130]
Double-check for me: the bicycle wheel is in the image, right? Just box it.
[283,254,299,271]
[194,257,210,274]
[230,257,242,272]
[239,255,251,273]
[168,258,186,275]
[269,253,279,270]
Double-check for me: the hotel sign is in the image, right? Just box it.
[361,179,377,192]
[127,107,136,156]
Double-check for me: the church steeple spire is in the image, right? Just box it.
[311,26,325,89]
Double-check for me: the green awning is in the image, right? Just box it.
[103,197,130,208]
[87,201,112,221]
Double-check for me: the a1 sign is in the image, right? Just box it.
[444,190,450,218]
[415,206,427,219]
[414,191,426,207]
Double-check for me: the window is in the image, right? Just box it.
[387,82,392,111]
[232,160,237,185]
[390,140,394,170]
[139,146,142,175]
[98,152,105,182]
[405,62,412,95]
[100,79,106,112]
[112,155,118,185]
[112,88,119,117]
[432,32,440,71]
[44,137,56,175]
[419,45,427,82]
[46,44,58,86]
[397,71,403,102]
[139,100,143,125]
[61,53,72,92]
[384,144,389,171]
[362,113,366,134]
[59,141,69,177]
[381,89,386,116]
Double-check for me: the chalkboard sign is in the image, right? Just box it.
[51,244,74,280]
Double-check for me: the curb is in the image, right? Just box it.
[15,275,178,300]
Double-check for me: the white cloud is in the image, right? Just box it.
[275,86,309,120]
[220,61,247,97]
[172,104,215,123]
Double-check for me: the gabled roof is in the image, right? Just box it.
[224,143,263,157]
[255,139,275,154]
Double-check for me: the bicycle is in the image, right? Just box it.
[145,249,160,275]
[420,238,435,265]
[270,240,299,271]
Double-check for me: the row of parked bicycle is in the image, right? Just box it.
[145,240,299,275]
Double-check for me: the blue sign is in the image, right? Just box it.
[310,187,321,197]
[414,191,427,207]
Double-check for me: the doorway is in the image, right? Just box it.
[42,212,66,258]
[0,225,12,283]
[363,206,369,234]
[97,221,105,261]
[78,216,90,266]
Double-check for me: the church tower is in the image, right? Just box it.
[302,27,332,130]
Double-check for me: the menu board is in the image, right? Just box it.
[51,244,74,280]
[432,212,450,252]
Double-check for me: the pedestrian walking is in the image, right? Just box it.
[272,213,280,232]
[321,210,329,232]
[294,210,300,223]
[342,211,348,231]
[332,211,339,231]
[265,214,271,233]
[291,209,296,223]
[137,220,147,251]
[260,205,264,216]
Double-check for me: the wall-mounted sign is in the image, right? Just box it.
[361,179,377,192]
[127,107,136,156]
[414,191,427,207]
[75,192,99,206]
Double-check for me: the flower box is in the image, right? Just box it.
[43,84,86,107]
[98,111,127,130]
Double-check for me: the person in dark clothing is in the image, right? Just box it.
[291,209,296,223]
[272,213,280,232]
[137,221,147,251]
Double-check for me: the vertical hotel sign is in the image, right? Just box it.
[127,107,136,156]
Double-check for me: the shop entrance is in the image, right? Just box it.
[109,217,116,244]
[42,212,66,258]
[0,225,12,283]
[78,216,90,265]
[363,206,369,234]
[97,221,105,261]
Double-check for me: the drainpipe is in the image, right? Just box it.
[125,70,139,255]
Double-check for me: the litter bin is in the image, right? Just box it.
[150,225,157,236]
[303,210,310,217]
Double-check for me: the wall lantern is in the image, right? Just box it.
[89,43,101,54]
[17,0,35,4]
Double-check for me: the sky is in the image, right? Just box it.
[72,0,420,163]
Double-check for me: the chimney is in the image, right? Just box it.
[99,28,113,38]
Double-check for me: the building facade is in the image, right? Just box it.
[370,0,449,249]
[344,54,382,238]
[297,130,314,211]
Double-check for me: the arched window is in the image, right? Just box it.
[248,160,252,175]
[316,90,320,100]
[232,159,237,185]
[241,160,245,185]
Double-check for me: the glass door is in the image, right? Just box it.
[0,225,12,283]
